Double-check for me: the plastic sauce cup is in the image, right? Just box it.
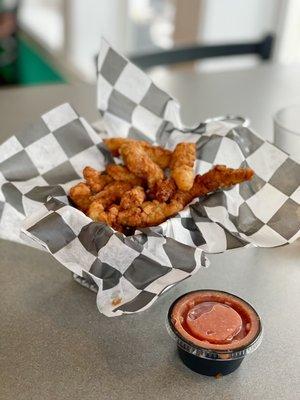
[166,290,263,376]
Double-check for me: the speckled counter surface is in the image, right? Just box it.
[1,239,300,400]
[1,66,300,399]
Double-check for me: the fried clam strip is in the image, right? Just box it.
[144,145,172,169]
[83,166,112,194]
[117,165,254,228]
[89,187,146,233]
[103,138,143,157]
[174,165,254,205]
[120,143,164,188]
[148,178,177,203]
[104,137,172,169]
[90,204,123,232]
[87,181,134,221]
[170,142,196,191]
[69,182,92,212]
[120,186,146,210]
[106,164,143,186]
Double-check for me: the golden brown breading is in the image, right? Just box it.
[170,165,254,209]
[143,146,171,169]
[170,142,196,169]
[104,137,172,169]
[117,199,182,228]
[88,203,123,232]
[117,165,254,228]
[89,181,134,211]
[170,142,196,191]
[87,181,133,225]
[120,186,146,210]
[71,135,255,233]
[171,165,194,192]
[192,165,254,195]
[69,182,92,212]
[121,143,164,188]
[173,165,254,206]
[106,164,143,186]
[83,166,112,194]
[87,201,106,222]
[148,178,177,203]
[104,204,123,232]
[104,138,148,157]
[107,204,120,226]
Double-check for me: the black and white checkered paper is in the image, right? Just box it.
[0,39,299,316]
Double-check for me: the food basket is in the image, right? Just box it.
[0,39,299,316]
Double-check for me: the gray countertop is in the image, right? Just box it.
[1,64,300,400]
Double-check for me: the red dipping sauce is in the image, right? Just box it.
[171,291,260,351]
[187,302,243,344]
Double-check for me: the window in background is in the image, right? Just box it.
[16,0,297,83]
[128,0,281,73]
[276,0,300,65]
[128,0,175,52]
[19,0,64,52]
[197,0,281,72]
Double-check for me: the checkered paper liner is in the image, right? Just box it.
[0,40,299,317]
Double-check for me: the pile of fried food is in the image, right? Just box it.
[69,138,254,233]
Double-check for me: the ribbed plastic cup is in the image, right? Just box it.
[274,105,300,161]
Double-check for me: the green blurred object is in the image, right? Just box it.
[17,37,65,85]
[0,8,65,86]
[0,36,65,86]
[1,0,64,86]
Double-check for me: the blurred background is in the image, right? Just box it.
[0,0,299,86]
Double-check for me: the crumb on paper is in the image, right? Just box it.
[112,296,122,307]
[214,373,223,379]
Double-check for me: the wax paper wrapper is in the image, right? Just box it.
[0,40,299,317]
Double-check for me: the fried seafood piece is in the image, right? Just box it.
[88,203,123,232]
[117,199,183,228]
[173,165,254,206]
[88,181,134,219]
[87,200,106,222]
[191,164,254,196]
[69,182,92,212]
[120,143,164,188]
[107,204,120,228]
[103,138,147,156]
[104,137,172,169]
[148,178,177,203]
[83,166,112,194]
[120,186,146,210]
[144,146,172,169]
[170,142,196,169]
[170,142,196,191]
[106,164,143,186]
[117,165,254,228]
[171,165,194,193]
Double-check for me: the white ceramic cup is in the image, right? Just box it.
[274,105,300,161]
